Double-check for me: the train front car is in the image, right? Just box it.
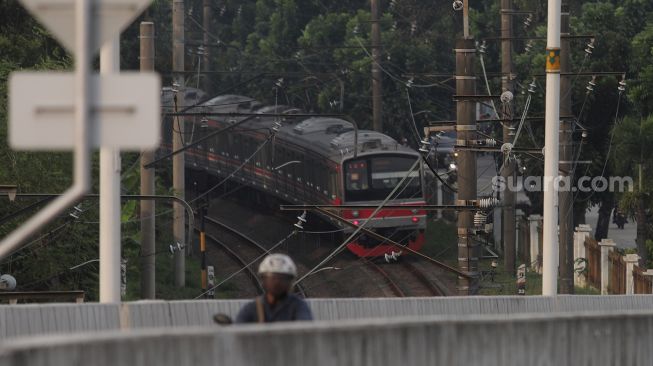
[333,132,427,258]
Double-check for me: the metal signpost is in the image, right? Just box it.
[4,0,159,303]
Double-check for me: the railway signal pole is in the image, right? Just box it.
[455,0,478,295]
[172,0,186,287]
[140,21,156,299]
[500,0,516,277]
[371,0,383,132]
[200,205,207,294]
[558,1,574,294]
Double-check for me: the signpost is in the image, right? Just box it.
[207,266,215,299]
[9,73,160,150]
[517,264,526,295]
[16,0,151,55]
[2,0,158,305]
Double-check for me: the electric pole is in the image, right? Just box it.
[500,0,516,277]
[558,1,574,294]
[140,21,156,299]
[455,0,478,295]
[202,0,211,93]
[542,0,562,296]
[172,0,186,287]
[371,0,383,132]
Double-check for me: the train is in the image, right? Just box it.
[161,90,427,257]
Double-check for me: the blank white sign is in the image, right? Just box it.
[9,72,161,150]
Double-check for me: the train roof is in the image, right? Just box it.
[197,94,419,162]
[161,87,206,110]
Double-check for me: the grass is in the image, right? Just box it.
[422,218,603,296]
[422,218,458,263]
[477,259,543,295]
[123,251,204,301]
[478,258,601,295]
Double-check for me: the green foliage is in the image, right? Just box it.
[422,219,457,263]
[4,0,653,299]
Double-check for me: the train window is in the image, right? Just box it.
[371,157,418,189]
[329,170,338,198]
[344,155,421,202]
[345,160,369,191]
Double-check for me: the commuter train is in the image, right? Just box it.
[161,91,427,257]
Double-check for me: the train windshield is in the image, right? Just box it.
[344,156,421,202]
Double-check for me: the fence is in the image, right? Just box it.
[608,251,627,294]
[576,227,652,295]
[3,310,653,366]
[585,237,601,289]
[0,291,84,304]
[4,296,653,340]
[634,265,653,294]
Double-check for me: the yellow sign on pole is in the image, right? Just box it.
[546,48,561,72]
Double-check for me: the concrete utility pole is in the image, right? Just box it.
[542,0,562,296]
[99,37,122,303]
[202,0,211,93]
[139,22,156,299]
[500,0,516,277]
[371,0,383,132]
[558,2,574,294]
[455,3,478,295]
[172,0,186,287]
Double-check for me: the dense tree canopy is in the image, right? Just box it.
[2,0,653,295]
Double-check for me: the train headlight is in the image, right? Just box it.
[411,216,420,223]
[353,220,360,226]
[352,210,359,218]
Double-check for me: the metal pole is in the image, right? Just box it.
[99,37,122,303]
[501,0,516,276]
[0,0,92,259]
[455,36,478,295]
[202,0,211,93]
[542,0,562,296]
[558,2,574,294]
[371,0,382,132]
[200,206,207,294]
[172,0,186,287]
[139,21,156,299]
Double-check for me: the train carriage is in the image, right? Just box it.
[161,93,426,257]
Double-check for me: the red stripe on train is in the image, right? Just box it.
[346,232,425,257]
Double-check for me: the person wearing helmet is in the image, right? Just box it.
[235,253,313,323]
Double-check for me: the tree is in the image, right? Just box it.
[613,115,653,266]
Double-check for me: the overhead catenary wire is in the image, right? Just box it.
[294,158,421,285]
[405,88,457,193]
[189,134,275,206]
[478,51,501,120]
[194,230,298,299]
[353,36,451,91]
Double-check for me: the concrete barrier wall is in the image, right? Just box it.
[3,296,653,339]
[2,310,653,366]
[0,303,120,339]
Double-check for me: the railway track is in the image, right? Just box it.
[364,260,406,297]
[364,258,445,297]
[203,215,309,298]
[401,260,446,296]
[202,230,263,294]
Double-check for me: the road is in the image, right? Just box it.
[586,205,637,249]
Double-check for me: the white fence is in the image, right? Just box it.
[3,296,653,339]
[1,310,653,366]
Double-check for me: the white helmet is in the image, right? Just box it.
[258,254,297,277]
